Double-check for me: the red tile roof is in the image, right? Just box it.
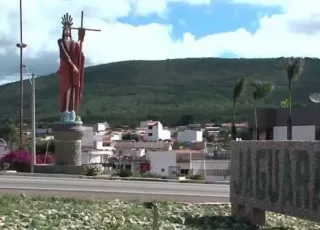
[147,121,158,126]
[176,150,201,154]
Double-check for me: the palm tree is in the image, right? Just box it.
[280,97,290,108]
[231,76,246,140]
[286,58,304,140]
[250,80,274,140]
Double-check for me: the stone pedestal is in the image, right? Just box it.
[52,122,84,166]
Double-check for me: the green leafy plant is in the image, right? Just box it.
[189,174,203,180]
[143,202,160,230]
[250,80,274,140]
[0,162,10,170]
[0,196,317,229]
[83,164,104,176]
[280,97,291,108]
[232,76,247,140]
[286,57,304,140]
[141,171,162,178]
[119,169,132,177]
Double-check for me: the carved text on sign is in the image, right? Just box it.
[232,144,320,212]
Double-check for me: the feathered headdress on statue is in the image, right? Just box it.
[61,13,73,28]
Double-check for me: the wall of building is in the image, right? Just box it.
[81,153,103,164]
[147,151,177,176]
[230,140,320,225]
[177,130,203,143]
[160,129,171,140]
[120,149,145,157]
[147,123,160,141]
[273,125,315,140]
[177,159,230,181]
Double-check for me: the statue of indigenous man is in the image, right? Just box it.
[57,13,85,122]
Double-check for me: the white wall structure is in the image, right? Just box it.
[81,126,115,164]
[94,122,110,132]
[143,121,171,141]
[273,125,315,141]
[147,151,177,177]
[177,159,230,181]
[81,152,108,164]
[160,129,171,140]
[110,132,122,141]
[177,130,203,143]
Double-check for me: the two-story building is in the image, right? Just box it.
[140,120,171,141]
[111,141,173,173]
[146,149,230,180]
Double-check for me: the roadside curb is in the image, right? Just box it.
[0,171,230,184]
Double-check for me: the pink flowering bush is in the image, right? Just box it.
[0,150,55,172]
[36,154,55,164]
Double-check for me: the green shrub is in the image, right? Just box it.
[83,164,104,176]
[189,174,203,180]
[119,170,132,177]
[0,162,10,170]
[140,171,162,178]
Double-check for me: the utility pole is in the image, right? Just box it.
[202,151,206,179]
[31,73,36,173]
[16,0,27,150]
[23,65,36,173]
[189,151,193,176]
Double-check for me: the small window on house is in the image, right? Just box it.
[103,142,110,147]
[161,168,165,172]
[148,133,152,136]
[148,126,153,130]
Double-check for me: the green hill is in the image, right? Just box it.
[1,57,319,126]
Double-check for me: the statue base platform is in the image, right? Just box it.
[53,121,85,166]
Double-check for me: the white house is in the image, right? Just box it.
[177,130,203,143]
[141,120,171,141]
[145,149,229,180]
[146,151,179,177]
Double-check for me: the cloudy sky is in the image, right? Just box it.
[0,0,319,84]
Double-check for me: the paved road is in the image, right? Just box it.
[0,175,230,203]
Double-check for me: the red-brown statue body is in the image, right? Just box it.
[57,22,85,121]
[57,38,84,113]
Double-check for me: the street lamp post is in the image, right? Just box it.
[16,0,27,150]
[23,65,36,173]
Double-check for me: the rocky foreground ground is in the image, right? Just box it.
[0,195,317,229]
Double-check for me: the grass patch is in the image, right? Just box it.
[0,195,317,229]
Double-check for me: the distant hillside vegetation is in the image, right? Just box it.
[1,57,319,126]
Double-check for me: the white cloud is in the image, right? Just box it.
[0,0,319,82]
